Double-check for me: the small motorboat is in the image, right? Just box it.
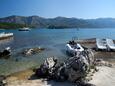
[66,40,84,56]
[19,27,30,31]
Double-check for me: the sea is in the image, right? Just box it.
[0,28,115,75]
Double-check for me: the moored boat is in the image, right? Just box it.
[66,40,84,56]
[19,27,30,31]
[0,32,13,40]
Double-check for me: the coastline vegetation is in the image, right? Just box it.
[0,22,34,29]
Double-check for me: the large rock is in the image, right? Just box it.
[55,49,94,82]
[36,49,95,83]
[0,47,11,58]
[35,57,57,78]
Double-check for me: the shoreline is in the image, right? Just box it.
[1,38,115,75]
[5,65,115,86]
[0,38,115,86]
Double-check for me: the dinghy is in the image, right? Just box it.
[66,40,84,56]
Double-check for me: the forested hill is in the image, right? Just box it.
[0,22,25,29]
[0,15,115,29]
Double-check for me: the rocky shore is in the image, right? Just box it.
[0,38,115,86]
[4,58,114,86]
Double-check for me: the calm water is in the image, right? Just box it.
[0,28,115,75]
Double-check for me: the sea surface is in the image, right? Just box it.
[0,28,115,75]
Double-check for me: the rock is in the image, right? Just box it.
[23,48,34,56]
[61,49,94,82]
[0,75,6,86]
[94,58,112,67]
[36,49,95,83]
[0,47,11,59]
[35,57,57,78]
[22,47,45,56]
[76,81,96,86]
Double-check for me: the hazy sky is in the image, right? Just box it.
[0,0,115,19]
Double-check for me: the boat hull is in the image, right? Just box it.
[18,29,30,31]
[0,33,13,40]
[66,43,84,56]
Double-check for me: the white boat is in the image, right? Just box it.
[0,32,13,40]
[19,27,30,31]
[106,39,115,51]
[96,38,107,50]
[66,41,84,56]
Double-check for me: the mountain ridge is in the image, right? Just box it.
[0,15,115,28]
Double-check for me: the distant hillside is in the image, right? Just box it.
[0,22,25,29]
[0,15,115,28]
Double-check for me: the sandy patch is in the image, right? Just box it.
[89,66,115,86]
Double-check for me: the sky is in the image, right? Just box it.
[0,0,115,19]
